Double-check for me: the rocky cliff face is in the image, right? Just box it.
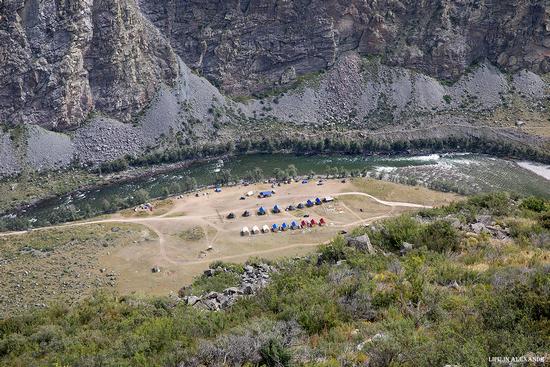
[1,0,549,128]
[0,0,179,129]
[0,0,549,177]
[138,0,550,95]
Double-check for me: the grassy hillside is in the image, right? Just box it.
[0,193,548,366]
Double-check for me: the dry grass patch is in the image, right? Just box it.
[350,178,459,206]
[0,223,154,316]
[177,226,207,241]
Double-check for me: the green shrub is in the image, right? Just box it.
[433,262,483,286]
[520,196,548,212]
[539,211,550,229]
[260,339,292,367]
[367,215,421,251]
[468,192,511,216]
[319,236,348,263]
[419,220,461,253]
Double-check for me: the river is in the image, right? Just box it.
[3,153,549,229]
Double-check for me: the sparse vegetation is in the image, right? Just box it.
[177,226,206,241]
[0,194,548,366]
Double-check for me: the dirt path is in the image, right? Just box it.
[0,191,429,238]
[332,192,433,208]
[0,190,432,269]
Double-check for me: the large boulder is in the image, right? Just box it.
[347,234,377,255]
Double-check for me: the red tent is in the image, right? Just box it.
[319,218,326,226]
[310,219,317,226]
[301,220,308,228]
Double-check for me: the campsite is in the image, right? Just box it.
[0,178,458,306]
[94,178,457,297]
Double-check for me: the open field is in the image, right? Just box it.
[0,178,459,315]
[0,223,154,317]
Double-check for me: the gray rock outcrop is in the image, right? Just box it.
[0,0,179,129]
[181,263,276,311]
[138,0,550,95]
[346,233,377,255]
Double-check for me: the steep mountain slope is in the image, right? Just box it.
[138,0,550,95]
[0,0,549,178]
[0,0,179,129]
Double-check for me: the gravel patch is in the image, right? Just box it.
[448,64,508,110]
[140,84,183,144]
[512,70,546,99]
[72,118,145,165]
[0,132,20,177]
[26,125,74,172]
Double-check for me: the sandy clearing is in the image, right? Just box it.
[332,192,432,208]
[1,178,458,296]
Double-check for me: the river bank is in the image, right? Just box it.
[1,152,549,233]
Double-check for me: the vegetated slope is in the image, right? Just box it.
[0,193,548,366]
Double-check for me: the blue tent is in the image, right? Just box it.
[258,207,266,215]
[281,222,288,231]
[290,221,299,229]
[315,197,322,205]
[271,223,279,231]
[259,191,273,198]
[302,180,309,184]
[273,205,281,213]
[215,187,222,192]
[306,199,314,207]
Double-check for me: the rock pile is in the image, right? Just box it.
[182,264,276,311]
[468,220,511,240]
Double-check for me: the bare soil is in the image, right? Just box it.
[0,178,459,314]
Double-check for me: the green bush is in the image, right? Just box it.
[260,339,292,367]
[419,220,461,253]
[318,236,348,263]
[520,196,548,212]
[539,211,550,229]
[468,192,511,216]
[367,215,421,251]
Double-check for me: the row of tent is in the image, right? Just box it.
[241,218,326,235]
[258,197,334,215]
[228,197,335,220]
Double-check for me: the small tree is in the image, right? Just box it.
[168,182,181,195]
[134,189,150,204]
[286,164,298,178]
[101,199,111,212]
[215,169,232,185]
[253,167,264,181]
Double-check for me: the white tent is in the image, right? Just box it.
[251,225,261,234]
[246,191,254,196]
[262,225,270,233]
[324,196,334,202]
[241,226,250,236]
